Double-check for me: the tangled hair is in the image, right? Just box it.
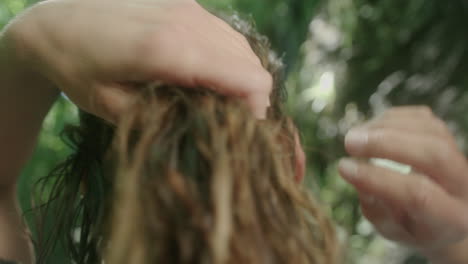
[33,14,339,264]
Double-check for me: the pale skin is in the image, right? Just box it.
[0,0,466,263]
[339,106,468,264]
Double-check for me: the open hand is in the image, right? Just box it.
[338,106,468,261]
[5,0,272,122]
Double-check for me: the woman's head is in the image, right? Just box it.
[103,84,337,264]
[34,14,338,264]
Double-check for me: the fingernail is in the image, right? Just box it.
[338,158,359,179]
[345,129,369,154]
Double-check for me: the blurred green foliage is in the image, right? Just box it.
[199,0,320,71]
[18,98,78,264]
[2,0,467,263]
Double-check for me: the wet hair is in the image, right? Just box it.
[33,14,339,264]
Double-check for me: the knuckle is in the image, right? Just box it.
[367,112,389,128]
[368,128,388,146]
[431,141,453,165]
[136,32,159,62]
[409,177,433,212]
[137,27,202,79]
[137,29,176,68]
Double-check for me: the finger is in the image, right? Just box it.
[157,52,272,118]
[364,116,455,146]
[188,48,272,118]
[182,1,258,64]
[344,128,468,197]
[377,106,435,120]
[359,194,387,222]
[339,159,468,242]
[370,105,454,144]
[184,46,272,119]
[135,24,272,119]
[203,9,259,64]
[359,194,412,242]
[90,83,138,124]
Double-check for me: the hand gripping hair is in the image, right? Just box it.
[33,14,339,264]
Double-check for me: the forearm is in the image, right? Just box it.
[0,22,58,188]
[0,22,58,263]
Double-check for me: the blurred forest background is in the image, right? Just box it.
[2,0,468,263]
